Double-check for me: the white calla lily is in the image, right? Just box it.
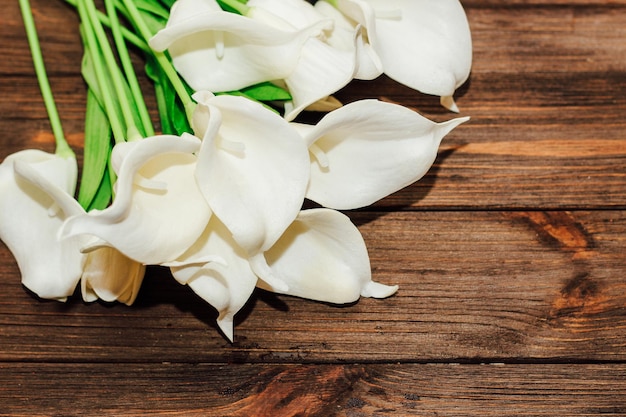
[247,0,355,120]
[300,99,469,209]
[328,0,472,111]
[149,0,329,93]
[81,246,146,306]
[193,92,310,259]
[170,216,258,342]
[0,150,84,300]
[248,0,326,28]
[258,208,398,303]
[282,35,356,121]
[316,0,382,80]
[2,150,146,304]
[62,134,212,265]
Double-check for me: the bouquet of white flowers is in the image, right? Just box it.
[2,0,471,341]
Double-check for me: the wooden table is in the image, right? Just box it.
[2,1,625,415]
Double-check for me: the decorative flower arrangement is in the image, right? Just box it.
[3,0,471,341]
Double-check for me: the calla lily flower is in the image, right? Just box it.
[149,0,329,93]
[81,247,146,306]
[298,99,469,209]
[247,0,355,121]
[192,92,310,265]
[325,0,472,111]
[248,0,325,29]
[314,0,383,80]
[281,34,356,121]
[258,208,398,303]
[170,216,257,342]
[1,150,146,304]
[0,150,84,300]
[62,134,212,265]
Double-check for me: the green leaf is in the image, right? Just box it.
[145,56,174,134]
[217,0,249,14]
[154,81,174,134]
[145,55,192,135]
[239,82,292,102]
[115,0,167,39]
[80,26,106,115]
[134,0,170,20]
[129,3,167,37]
[169,89,193,135]
[78,89,113,210]
[87,164,113,211]
[157,0,177,10]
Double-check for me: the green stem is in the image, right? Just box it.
[19,0,74,158]
[105,0,154,137]
[119,0,195,124]
[83,0,140,141]
[78,0,125,143]
[63,0,149,52]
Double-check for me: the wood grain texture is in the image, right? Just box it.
[0,363,624,417]
[1,0,625,415]
[1,210,624,363]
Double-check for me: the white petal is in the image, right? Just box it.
[304,99,470,209]
[0,150,84,300]
[190,90,220,141]
[62,134,212,264]
[171,216,258,342]
[170,0,223,18]
[440,95,460,113]
[81,247,146,305]
[352,26,383,80]
[289,121,316,138]
[193,93,310,256]
[245,0,355,121]
[339,0,472,99]
[259,208,397,303]
[149,2,328,92]
[315,1,383,80]
[283,36,356,121]
[248,0,328,30]
[248,252,288,293]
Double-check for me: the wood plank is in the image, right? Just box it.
[0,363,624,416]
[0,0,81,76]
[467,5,626,74]
[1,210,624,363]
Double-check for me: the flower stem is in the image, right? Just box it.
[63,0,149,52]
[104,0,154,137]
[18,0,74,159]
[78,0,126,144]
[119,0,196,124]
[83,0,142,141]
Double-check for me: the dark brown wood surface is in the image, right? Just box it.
[1,0,625,416]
